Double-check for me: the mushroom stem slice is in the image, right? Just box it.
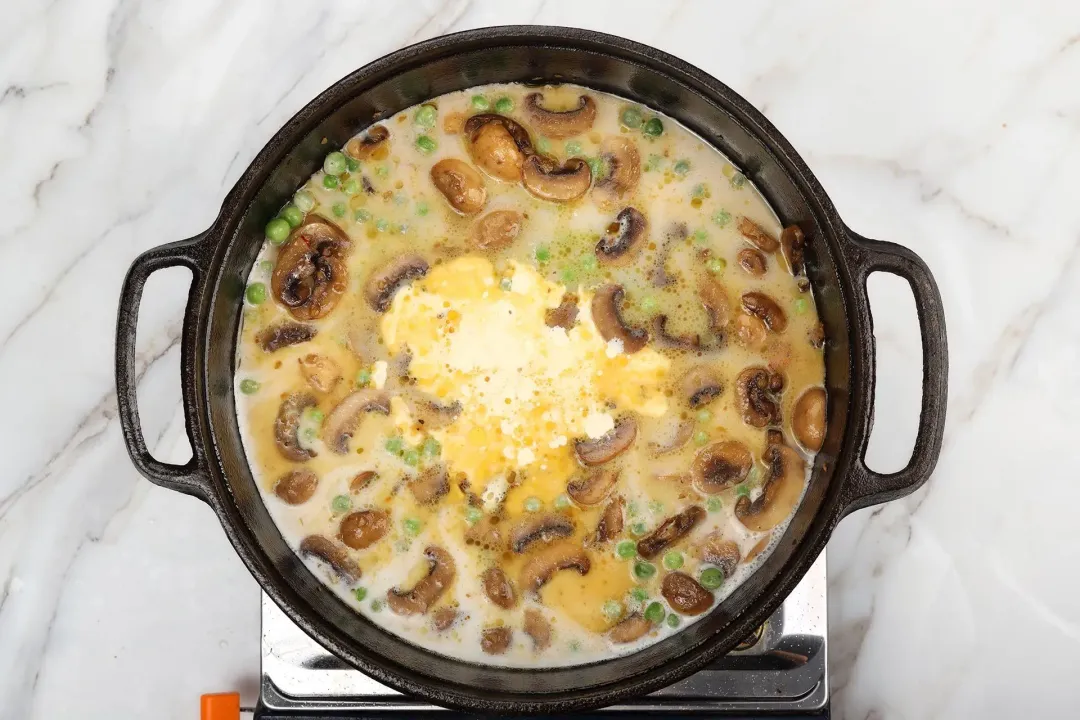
[519,541,591,596]
[258,322,316,352]
[780,224,807,276]
[636,505,706,559]
[735,367,780,428]
[741,292,788,332]
[524,93,597,138]
[566,467,620,505]
[522,155,592,202]
[574,417,638,466]
[595,207,648,265]
[591,284,648,353]
[364,255,429,312]
[299,535,362,582]
[609,613,654,643]
[592,136,641,208]
[792,387,826,452]
[735,445,806,532]
[387,546,456,615]
[509,513,575,553]
[409,464,450,505]
[737,217,780,252]
[481,567,518,609]
[322,389,392,454]
[593,495,625,545]
[523,609,552,650]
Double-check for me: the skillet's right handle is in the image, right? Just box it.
[839,230,949,518]
[115,233,214,502]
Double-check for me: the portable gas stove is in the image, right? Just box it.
[245,552,827,718]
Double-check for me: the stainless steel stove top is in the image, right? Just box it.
[256,553,827,716]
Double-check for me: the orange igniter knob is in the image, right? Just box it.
[200,692,240,720]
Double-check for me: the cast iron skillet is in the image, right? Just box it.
[115,26,947,713]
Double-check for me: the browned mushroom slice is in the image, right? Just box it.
[509,513,574,553]
[691,441,752,495]
[481,567,517,609]
[545,293,579,330]
[681,366,723,408]
[593,495,625,544]
[274,468,318,505]
[733,312,768,349]
[519,541,591,595]
[735,367,780,428]
[523,609,552,650]
[809,322,825,349]
[741,292,788,332]
[364,254,429,312]
[566,467,619,506]
[522,155,592,202]
[272,217,351,321]
[637,505,706,559]
[735,445,806,532]
[430,158,487,214]
[274,392,317,461]
[409,464,449,505]
[591,284,648,353]
[698,277,732,331]
[345,125,389,161]
[779,224,806,276]
[524,93,597,138]
[649,419,693,455]
[649,223,686,287]
[651,315,701,351]
[257,322,316,352]
[387,546,455,615]
[410,397,463,431]
[298,353,341,393]
[697,531,741,577]
[339,509,390,550]
[432,606,459,631]
[792,387,826,452]
[574,417,638,466]
[470,210,523,250]
[737,217,779,252]
[322,389,391,454]
[299,535,361,582]
[592,136,641,208]
[737,248,767,277]
[745,535,771,563]
[465,114,534,182]
[480,627,513,655]
[608,613,654,643]
[661,572,714,615]
[595,207,647,265]
[350,470,378,492]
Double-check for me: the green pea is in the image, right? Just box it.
[706,497,723,513]
[403,517,423,536]
[322,174,339,190]
[648,500,664,514]
[346,156,361,172]
[535,246,551,263]
[370,599,384,612]
[465,506,483,525]
[355,208,372,223]
[694,430,709,446]
[375,165,389,177]
[673,159,691,176]
[384,436,404,455]
[416,200,429,217]
[258,260,273,274]
[470,94,490,111]
[323,151,347,176]
[421,436,441,460]
[643,117,664,137]
[730,172,747,189]
[375,219,389,233]
[620,107,643,129]
[356,368,372,387]
[630,587,649,602]
[627,501,640,517]
[712,209,732,227]
[615,540,637,559]
[331,495,352,513]
[524,496,543,513]
[580,254,599,272]
[414,104,437,128]
[303,407,324,424]
[630,522,647,537]
[415,135,437,154]
[586,156,608,179]
[693,229,708,242]
[663,551,684,570]
[602,599,623,621]
[265,218,291,245]
[640,296,658,313]
[402,449,420,467]
[553,494,571,510]
[696,409,713,423]
[499,277,512,291]
[634,561,657,580]
[666,613,681,628]
[700,567,724,589]
[332,202,346,218]
[536,137,551,154]
[645,154,664,172]
[645,601,666,623]
[707,257,726,274]
[560,267,577,285]
[293,190,316,213]
[280,204,304,228]
[692,183,709,199]
[568,639,581,652]
[565,140,583,156]
[342,178,360,196]
[245,282,267,305]
[353,587,367,602]
[735,484,750,498]
[494,96,513,114]
[239,378,260,394]
[795,298,809,314]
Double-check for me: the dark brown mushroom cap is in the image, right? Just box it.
[430,158,488,214]
[509,513,575,553]
[738,248,768,277]
[522,155,592,202]
[636,505,706,559]
[591,284,648,353]
[523,93,597,138]
[608,613,654,643]
[593,495,625,544]
[574,416,638,466]
[780,224,806,276]
[339,509,390,550]
[322,389,391,454]
[480,627,513,655]
[345,125,389,161]
[697,531,741,577]
[274,468,318,505]
[481,567,517,609]
[735,445,806,532]
[648,419,693,455]
[299,535,361,582]
[792,387,826,452]
[274,392,317,462]
[741,292,788,332]
[681,366,723,408]
[257,322,316,352]
[651,315,701,351]
[297,353,341,393]
[661,572,714,615]
[271,217,351,321]
[470,210,523,250]
[364,254,429,312]
[566,467,619,506]
[595,207,647,265]
[409,464,450,505]
[691,441,752,495]
[523,608,552,650]
[465,114,533,182]
[698,277,732,331]
[545,293,580,330]
[737,217,779,252]
[592,136,641,208]
[519,541,591,595]
[387,546,456,615]
[735,367,780,428]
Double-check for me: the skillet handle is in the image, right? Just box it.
[839,230,949,518]
[115,232,214,502]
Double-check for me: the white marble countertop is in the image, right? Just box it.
[2,1,1079,718]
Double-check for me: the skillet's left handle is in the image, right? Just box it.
[839,230,949,517]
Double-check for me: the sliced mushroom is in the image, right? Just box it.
[465,514,506,552]
[470,210,523,250]
[274,468,318,505]
[594,207,648,265]
[809,322,826,349]
[522,155,592,202]
[339,509,390,550]
[609,613,654,643]
[649,419,693,455]
[574,417,638,466]
[737,217,779,252]
[480,627,513,655]
[410,397,462,431]
[593,495,625,544]
[387,546,455,615]
[298,353,341,393]
[350,470,378,493]
[650,223,686,287]
[509,513,574,553]
[519,541,591,595]
[691,441,752,495]
[681,366,723,408]
[566,467,619,506]
[698,277,731,331]
[481,567,517,609]
[780,224,806,276]
[272,217,351,321]
[524,93,597,138]
[322,389,391,454]
[697,531,741,577]
[299,535,361,582]
[465,114,533,182]
[745,535,772,563]
[736,445,805,532]
[742,292,788,332]
[523,609,552,650]
[733,312,768,349]
[651,315,701,351]
[345,125,389,161]
[591,284,648,353]
[592,136,640,208]
[636,505,706,559]
[432,607,459,632]
[364,254,429,312]
[792,387,826,452]
[545,293,579,330]
[257,322,316,352]
[430,158,487,214]
[738,248,767,277]
[735,367,780,428]
[274,392,317,462]
[661,572,713,615]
